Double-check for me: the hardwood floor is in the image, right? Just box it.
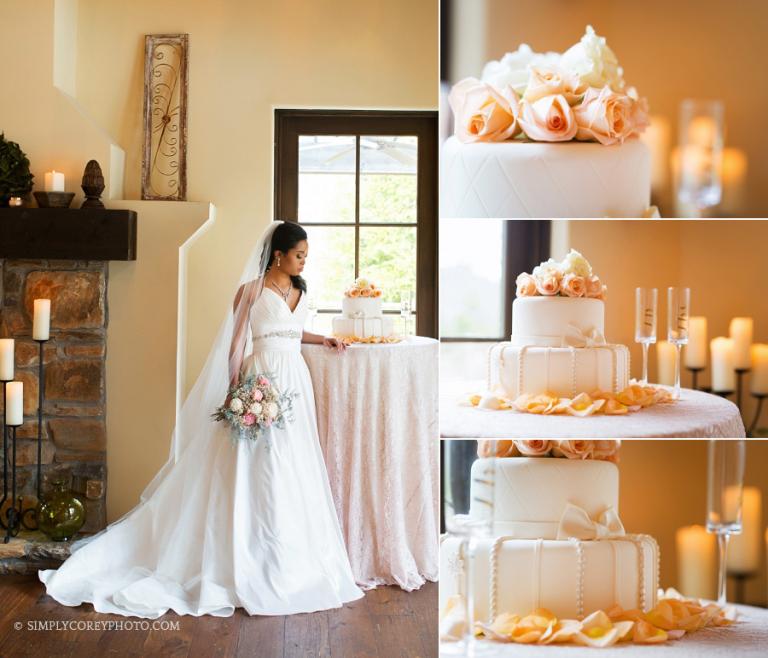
[0,575,438,657]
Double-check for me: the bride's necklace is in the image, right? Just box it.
[270,278,292,302]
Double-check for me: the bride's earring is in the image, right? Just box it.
[277,256,281,268]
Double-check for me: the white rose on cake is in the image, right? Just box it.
[532,257,563,280]
[561,249,592,278]
[481,44,560,96]
[560,25,624,92]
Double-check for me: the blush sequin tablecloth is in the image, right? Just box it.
[440,603,768,657]
[302,337,439,591]
[440,381,746,438]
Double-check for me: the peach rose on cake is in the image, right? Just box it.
[518,94,578,142]
[574,86,646,145]
[477,440,519,458]
[535,274,561,296]
[516,272,538,297]
[514,439,552,456]
[585,275,604,299]
[360,287,372,297]
[561,273,587,297]
[449,77,522,143]
[371,289,382,298]
[523,66,586,105]
[592,440,621,462]
[348,287,361,297]
[552,439,593,459]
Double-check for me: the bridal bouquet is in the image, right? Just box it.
[212,373,298,441]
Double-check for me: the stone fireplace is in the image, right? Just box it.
[0,258,108,533]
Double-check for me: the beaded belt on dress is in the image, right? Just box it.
[251,329,302,351]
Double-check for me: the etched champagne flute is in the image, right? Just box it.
[635,288,658,384]
[667,287,690,399]
[706,439,745,606]
[399,289,413,336]
[442,441,496,655]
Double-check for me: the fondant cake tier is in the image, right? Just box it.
[440,137,651,218]
[488,342,630,398]
[512,297,604,347]
[469,457,619,539]
[332,315,394,339]
[342,296,382,318]
[440,533,659,621]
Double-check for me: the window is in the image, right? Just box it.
[275,110,438,338]
[440,220,551,380]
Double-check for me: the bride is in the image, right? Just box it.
[38,220,364,617]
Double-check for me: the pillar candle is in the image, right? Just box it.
[43,170,65,192]
[720,148,748,216]
[676,525,716,600]
[33,299,51,341]
[5,381,23,425]
[710,337,736,392]
[729,317,753,370]
[685,317,707,368]
[656,340,676,386]
[0,339,13,381]
[727,487,761,573]
[751,344,768,395]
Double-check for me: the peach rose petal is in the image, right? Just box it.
[633,619,669,644]
[540,618,583,644]
[563,392,606,417]
[603,398,629,415]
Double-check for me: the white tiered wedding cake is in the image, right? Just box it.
[331,278,395,341]
[442,26,652,218]
[487,250,630,399]
[440,441,660,622]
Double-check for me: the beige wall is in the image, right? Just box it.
[620,440,768,606]
[1,0,437,520]
[449,0,768,216]
[565,219,768,428]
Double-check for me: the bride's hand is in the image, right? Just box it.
[322,336,346,353]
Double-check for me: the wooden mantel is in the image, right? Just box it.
[0,208,137,260]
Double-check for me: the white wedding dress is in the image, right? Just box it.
[38,287,363,618]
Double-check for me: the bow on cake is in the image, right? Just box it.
[561,323,607,349]
[556,502,626,540]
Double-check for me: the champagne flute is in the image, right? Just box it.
[442,441,496,655]
[677,100,724,217]
[635,288,658,384]
[399,289,413,336]
[307,295,317,332]
[667,287,690,399]
[706,440,745,606]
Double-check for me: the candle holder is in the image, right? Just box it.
[728,570,757,605]
[33,338,49,507]
[713,390,734,399]
[0,375,11,530]
[747,393,767,437]
[2,420,21,543]
[734,368,750,412]
[687,366,704,391]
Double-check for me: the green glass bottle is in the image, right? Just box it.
[37,477,86,542]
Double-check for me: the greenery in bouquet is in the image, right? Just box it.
[212,373,298,441]
[0,132,34,205]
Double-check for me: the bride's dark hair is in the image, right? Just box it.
[267,221,308,292]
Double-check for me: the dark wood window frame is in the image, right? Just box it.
[440,220,551,343]
[274,109,438,339]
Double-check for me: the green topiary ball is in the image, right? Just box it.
[0,132,34,206]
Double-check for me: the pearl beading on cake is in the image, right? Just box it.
[489,535,514,622]
[569,537,586,619]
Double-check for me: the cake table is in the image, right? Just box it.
[302,337,439,591]
[440,602,768,657]
[440,381,745,438]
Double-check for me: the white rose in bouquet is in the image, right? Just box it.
[266,402,279,420]
[560,25,624,92]
[229,398,244,413]
[482,44,560,96]
[561,249,592,278]
[249,402,263,415]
